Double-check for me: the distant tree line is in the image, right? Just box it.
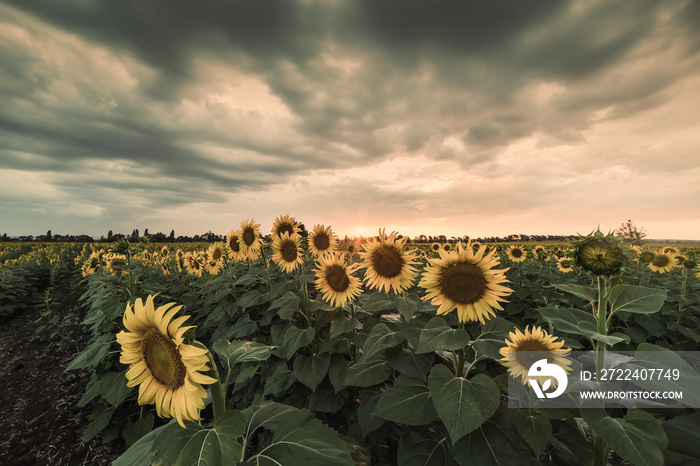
[0,221,648,244]
[0,229,226,243]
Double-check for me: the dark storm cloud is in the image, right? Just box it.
[2,0,700,237]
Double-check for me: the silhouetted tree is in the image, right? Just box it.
[614,220,647,243]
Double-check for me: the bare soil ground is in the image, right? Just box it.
[0,307,124,465]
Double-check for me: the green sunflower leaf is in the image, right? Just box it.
[427,365,500,444]
[582,409,667,466]
[416,317,471,354]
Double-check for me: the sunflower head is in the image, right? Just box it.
[105,253,127,274]
[113,240,130,255]
[272,232,304,273]
[573,230,632,276]
[225,229,244,261]
[557,260,574,273]
[314,252,362,309]
[507,246,526,263]
[683,259,697,270]
[271,214,301,239]
[208,243,225,262]
[499,326,572,386]
[238,219,263,255]
[648,250,676,273]
[309,224,338,257]
[359,229,420,294]
[418,241,513,324]
[116,295,217,427]
[639,250,655,264]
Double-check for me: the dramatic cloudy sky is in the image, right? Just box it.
[2,0,700,240]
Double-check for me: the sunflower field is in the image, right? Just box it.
[2,219,700,466]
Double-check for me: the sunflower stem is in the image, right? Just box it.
[678,268,687,321]
[592,435,610,466]
[200,345,226,424]
[455,321,467,376]
[595,276,609,378]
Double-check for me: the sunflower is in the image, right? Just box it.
[161,262,171,275]
[430,242,441,253]
[443,243,452,252]
[499,326,571,386]
[573,230,631,276]
[309,224,338,256]
[208,243,225,262]
[116,295,217,427]
[105,253,127,274]
[628,245,642,259]
[419,241,513,324]
[663,246,680,256]
[271,214,301,238]
[639,250,655,264]
[648,250,676,273]
[534,245,545,256]
[225,229,245,261]
[161,246,170,258]
[272,232,304,273]
[507,246,527,263]
[314,252,362,309]
[556,260,574,273]
[359,229,420,294]
[204,258,223,275]
[184,253,203,277]
[238,219,263,256]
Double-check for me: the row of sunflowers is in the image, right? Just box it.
[2,217,699,465]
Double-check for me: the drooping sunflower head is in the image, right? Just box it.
[116,295,217,427]
[418,241,513,324]
[314,252,362,309]
[648,250,676,273]
[161,246,170,258]
[238,219,263,255]
[271,214,301,239]
[499,326,571,386]
[272,232,304,273]
[161,262,170,275]
[683,259,697,270]
[573,230,632,276]
[359,228,420,294]
[309,224,338,257]
[507,246,527,263]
